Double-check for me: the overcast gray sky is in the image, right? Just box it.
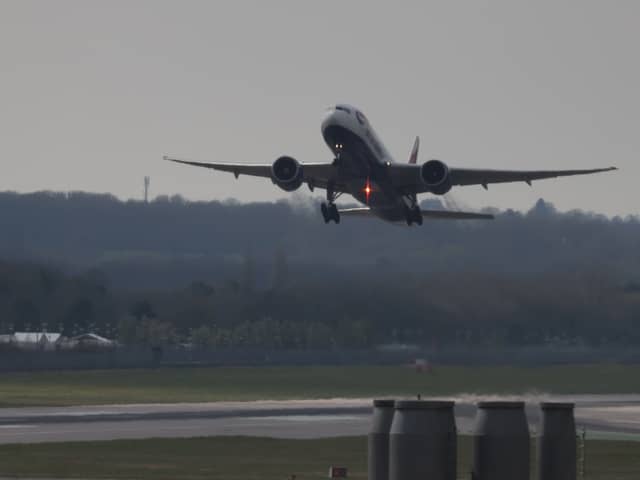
[1,1,637,216]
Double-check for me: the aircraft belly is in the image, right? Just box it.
[337,149,373,179]
[346,181,405,222]
[325,124,407,222]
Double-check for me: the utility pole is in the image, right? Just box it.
[144,176,151,203]
[579,426,587,479]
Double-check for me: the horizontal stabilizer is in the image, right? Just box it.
[422,209,493,220]
[338,207,494,220]
[338,208,373,217]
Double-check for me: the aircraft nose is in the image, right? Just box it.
[321,108,339,132]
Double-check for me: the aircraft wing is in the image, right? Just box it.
[339,207,493,220]
[164,156,343,191]
[388,163,617,193]
[449,166,617,188]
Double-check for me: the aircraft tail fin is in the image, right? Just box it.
[408,136,420,164]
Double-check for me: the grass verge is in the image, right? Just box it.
[1,365,640,407]
[0,436,638,480]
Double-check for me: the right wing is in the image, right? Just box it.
[164,156,272,178]
[163,156,343,192]
[387,163,617,193]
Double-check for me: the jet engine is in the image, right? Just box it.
[271,156,304,192]
[420,159,452,195]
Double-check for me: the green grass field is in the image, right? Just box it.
[0,436,637,480]
[1,364,640,407]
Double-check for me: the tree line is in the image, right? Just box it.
[0,191,638,348]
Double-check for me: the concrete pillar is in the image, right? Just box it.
[368,399,395,480]
[389,400,457,480]
[473,401,529,480]
[537,402,576,480]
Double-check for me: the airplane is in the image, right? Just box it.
[164,104,617,225]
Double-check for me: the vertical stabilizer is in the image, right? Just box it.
[408,136,420,164]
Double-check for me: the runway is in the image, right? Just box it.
[1,395,639,444]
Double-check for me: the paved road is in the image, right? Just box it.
[0,395,639,444]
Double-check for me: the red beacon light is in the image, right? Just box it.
[364,178,372,204]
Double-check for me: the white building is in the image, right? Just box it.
[1,331,115,351]
[11,332,62,350]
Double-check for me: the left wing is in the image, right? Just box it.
[387,163,617,193]
[449,166,617,189]
[163,156,343,192]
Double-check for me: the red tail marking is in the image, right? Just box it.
[409,136,420,164]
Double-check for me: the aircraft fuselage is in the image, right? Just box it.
[166,104,615,225]
[321,104,412,222]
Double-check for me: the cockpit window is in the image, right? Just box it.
[335,105,351,114]
[355,110,368,125]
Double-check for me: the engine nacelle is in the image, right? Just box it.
[271,156,303,192]
[420,159,452,195]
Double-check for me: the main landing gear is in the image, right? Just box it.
[321,182,341,224]
[405,205,423,226]
[404,195,423,226]
[321,202,340,223]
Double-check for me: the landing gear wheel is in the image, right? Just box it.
[321,183,342,224]
[321,202,330,223]
[413,206,423,226]
[330,204,340,224]
[321,202,340,224]
[405,205,422,226]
